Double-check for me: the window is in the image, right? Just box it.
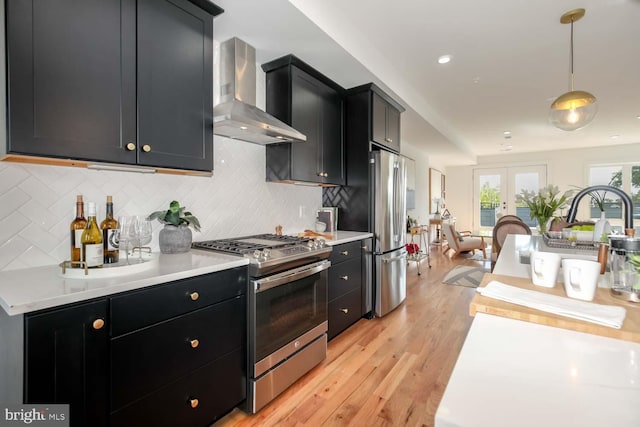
[588,164,640,220]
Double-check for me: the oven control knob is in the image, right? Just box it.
[316,239,325,248]
[307,240,315,249]
[253,250,262,259]
[263,249,271,258]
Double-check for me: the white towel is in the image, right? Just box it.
[477,281,627,329]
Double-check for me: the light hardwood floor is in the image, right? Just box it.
[215,246,489,427]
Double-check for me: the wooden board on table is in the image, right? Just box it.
[470,273,640,343]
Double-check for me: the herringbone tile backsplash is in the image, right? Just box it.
[0,137,322,271]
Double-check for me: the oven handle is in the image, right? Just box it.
[252,260,331,293]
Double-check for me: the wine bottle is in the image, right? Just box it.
[100,196,119,264]
[81,202,103,268]
[70,195,87,264]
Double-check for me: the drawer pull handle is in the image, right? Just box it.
[340,275,349,281]
[190,339,199,349]
[142,144,151,152]
[189,292,199,301]
[125,142,136,151]
[341,251,349,256]
[340,308,349,314]
[189,398,199,409]
[92,318,105,330]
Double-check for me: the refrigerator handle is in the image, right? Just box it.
[393,161,400,242]
[383,253,406,263]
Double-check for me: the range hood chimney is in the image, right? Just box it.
[213,38,306,144]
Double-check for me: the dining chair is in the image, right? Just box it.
[491,219,532,271]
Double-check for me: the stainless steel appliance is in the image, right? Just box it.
[192,234,331,413]
[372,150,408,317]
[213,38,307,144]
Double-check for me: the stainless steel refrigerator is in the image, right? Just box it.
[372,150,407,317]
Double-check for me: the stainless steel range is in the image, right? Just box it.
[192,234,332,413]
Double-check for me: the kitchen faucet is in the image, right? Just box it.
[565,185,634,231]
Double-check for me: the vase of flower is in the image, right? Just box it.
[516,185,574,234]
[588,189,611,242]
[593,211,611,242]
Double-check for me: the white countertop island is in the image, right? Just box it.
[436,234,640,427]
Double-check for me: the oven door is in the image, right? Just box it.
[250,260,329,374]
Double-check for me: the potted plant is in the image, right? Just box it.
[515,185,573,234]
[147,201,201,254]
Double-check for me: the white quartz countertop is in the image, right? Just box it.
[436,313,640,427]
[0,250,248,316]
[0,231,372,317]
[323,230,373,246]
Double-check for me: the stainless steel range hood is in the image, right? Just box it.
[213,38,306,144]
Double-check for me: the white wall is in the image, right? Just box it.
[0,139,322,271]
[445,143,640,231]
[401,143,431,225]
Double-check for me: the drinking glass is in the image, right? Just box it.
[117,216,134,265]
[133,216,153,262]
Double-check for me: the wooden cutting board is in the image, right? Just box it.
[470,273,640,343]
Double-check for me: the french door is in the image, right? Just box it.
[473,165,547,230]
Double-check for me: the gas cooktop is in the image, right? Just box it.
[192,234,332,276]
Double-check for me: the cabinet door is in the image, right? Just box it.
[24,299,108,427]
[371,92,388,146]
[385,105,401,152]
[290,68,323,182]
[7,0,137,164]
[320,85,345,185]
[137,0,213,171]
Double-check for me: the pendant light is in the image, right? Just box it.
[549,8,597,131]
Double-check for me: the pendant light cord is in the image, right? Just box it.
[569,18,575,91]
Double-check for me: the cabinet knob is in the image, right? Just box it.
[340,275,349,281]
[190,339,199,349]
[142,144,151,153]
[189,292,199,301]
[340,308,349,314]
[386,137,393,143]
[189,398,199,409]
[92,318,105,330]
[341,250,349,256]
[125,143,136,151]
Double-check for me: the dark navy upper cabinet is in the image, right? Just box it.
[262,55,345,186]
[6,0,222,172]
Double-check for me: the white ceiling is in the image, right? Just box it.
[213,0,640,167]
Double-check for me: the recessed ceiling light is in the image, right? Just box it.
[472,77,481,84]
[503,131,511,136]
[610,135,620,139]
[437,55,451,64]
[239,126,248,130]
[636,115,640,119]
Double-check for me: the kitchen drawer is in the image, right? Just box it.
[110,266,246,336]
[328,257,362,301]
[111,295,245,410]
[110,347,245,427]
[328,288,362,341]
[329,240,362,265]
